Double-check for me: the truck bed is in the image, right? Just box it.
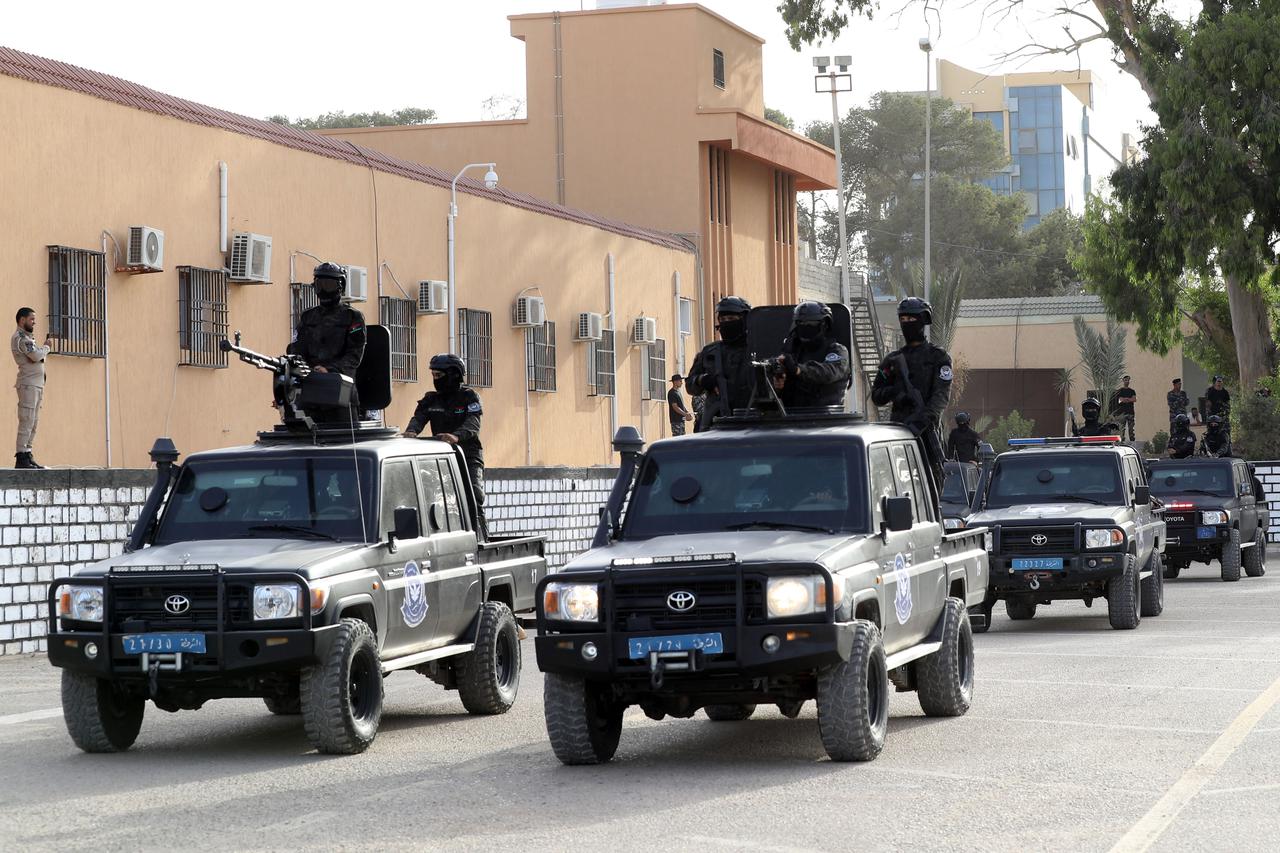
[478,535,547,614]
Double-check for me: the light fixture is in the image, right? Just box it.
[483,165,499,190]
[835,55,852,71]
[812,55,830,72]
[918,37,933,52]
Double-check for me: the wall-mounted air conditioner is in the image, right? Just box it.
[632,316,657,345]
[418,280,447,314]
[512,296,547,328]
[575,312,604,342]
[125,226,164,272]
[344,265,368,302]
[228,232,272,283]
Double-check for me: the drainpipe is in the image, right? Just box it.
[674,233,705,351]
[218,162,228,254]
[100,232,113,467]
[607,253,618,443]
[673,270,684,374]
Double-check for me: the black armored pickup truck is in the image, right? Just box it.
[1147,457,1268,581]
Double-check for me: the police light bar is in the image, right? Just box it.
[1007,436,1122,447]
[613,553,736,567]
[1165,501,1195,510]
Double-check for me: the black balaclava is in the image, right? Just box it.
[795,320,825,345]
[900,316,926,344]
[433,370,463,395]
[1083,401,1101,424]
[315,277,342,308]
[717,314,746,344]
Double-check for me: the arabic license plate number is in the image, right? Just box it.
[1012,557,1064,571]
[628,632,723,659]
[121,633,207,655]
[1197,526,1217,540]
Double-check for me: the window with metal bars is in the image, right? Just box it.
[379,296,418,382]
[46,245,107,358]
[178,266,229,368]
[526,322,557,392]
[458,308,493,388]
[289,282,319,339]
[713,48,725,89]
[588,328,615,397]
[642,338,667,401]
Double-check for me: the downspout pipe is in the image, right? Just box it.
[219,162,228,254]
[607,253,618,441]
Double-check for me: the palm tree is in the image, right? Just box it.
[1072,316,1127,416]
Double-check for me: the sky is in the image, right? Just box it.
[2,0,1176,134]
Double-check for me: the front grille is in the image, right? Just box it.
[110,577,220,631]
[612,575,764,631]
[999,526,1075,553]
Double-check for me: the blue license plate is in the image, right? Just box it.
[1012,557,1064,570]
[1197,526,1217,540]
[121,633,206,655]
[628,632,723,659]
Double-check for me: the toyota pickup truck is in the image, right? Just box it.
[966,437,1165,630]
[535,412,988,764]
[1147,457,1268,581]
[47,431,546,755]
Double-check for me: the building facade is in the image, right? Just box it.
[321,3,837,340]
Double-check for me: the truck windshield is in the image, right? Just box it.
[621,443,868,539]
[985,454,1122,508]
[154,456,375,544]
[941,468,969,503]
[1148,464,1232,497]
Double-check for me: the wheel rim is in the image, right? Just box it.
[495,628,517,692]
[867,652,889,737]
[958,623,974,696]
[348,650,378,723]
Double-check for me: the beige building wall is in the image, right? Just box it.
[0,67,694,469]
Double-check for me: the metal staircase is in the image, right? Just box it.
[849,293,886,415]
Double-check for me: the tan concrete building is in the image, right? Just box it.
[322,3,837,339]
[0,45,696,469]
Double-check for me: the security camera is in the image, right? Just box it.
[812,55,831,68]
[918,37,933,52]
[483,166,499,190]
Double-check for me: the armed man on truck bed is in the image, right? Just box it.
[287,262,366,422]
[406,353,488,534]
[769,301,851,408]
[687,296,754,431]
[871,297,952,493]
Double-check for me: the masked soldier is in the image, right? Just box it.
[287,262,366,422]
[406,354,487,534]
[871,297,952,490]
[1167,413,1197,459]
[771,301,851,408]
[1199,415,1232,458]
[1071,396,1118,437]
[687,296,754,431]
[946,412,982,464]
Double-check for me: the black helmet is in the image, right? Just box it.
[313,262,346,286]
[955,411,971,426]
[312,262,346,306]
[1082,396,1102,415]
[715,296,751,316]
[791,300,832,342]
[1207,414,1223,430]
[429,353,467,379]
[897,296,933,325]
[1174,413,1190,428]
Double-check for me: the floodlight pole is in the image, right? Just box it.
[448,162,498,353]
[920,38,934,330]
[814,57,853,311]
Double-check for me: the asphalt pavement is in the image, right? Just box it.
[1,555,1278,853]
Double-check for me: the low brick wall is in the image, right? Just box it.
[484,467,619,567]
[1247,460,1280,543]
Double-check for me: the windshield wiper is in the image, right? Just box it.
[725,521,837,534]
[1169,488,1226,497]
[247,524,343,542]
[1052,495,1109,505]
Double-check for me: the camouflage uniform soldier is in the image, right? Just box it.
[11,307,53,469]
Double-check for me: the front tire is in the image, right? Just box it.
[1141,552,1165,617]
[1244,530,1266,577]
[1108,556,1141,630]
[916,598,974,717]
[704,704,756,721]
[61,670,144,753]
[815,620,889,762]
[543,673,624,765]
[301,618,383,755]
[1221,529,1242,582]
[1005,598,1037,621]
[456,602,521,715]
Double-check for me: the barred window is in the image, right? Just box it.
[379,296,418,382]
[178,266,229,368]
[458,308,493,387]
[713,48,725,89]
[526,322,557,392]
[642,338,667,401]
[46,245,107,358]
[289,282,319,339]
[588,329,615,397]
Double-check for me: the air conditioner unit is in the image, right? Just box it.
[228,232,272,283]
[125,226,164,272]
[417,280,447,314]
[632,316,658,346]
[575,312,604,342]
[512,296,547,328]
[344,265,368,302]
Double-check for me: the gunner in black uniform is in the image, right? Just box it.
[405,354,487,534]
[287,262,366,423]
[771,301,851,408]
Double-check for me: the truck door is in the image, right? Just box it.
[417,456,482,646]
[1234,462,1258,541]
[1125,455,1155,563]
[900,442,947,643]
[869,445,911,655]
[379,458,439,657]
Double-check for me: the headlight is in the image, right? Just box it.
[543,582,600,622]
[1201,510,1227,525]
[943,517,965,531]
[253,584,301,620]
[767,575,834,619]
[60,586,104,623]
[1084,528,1124,549]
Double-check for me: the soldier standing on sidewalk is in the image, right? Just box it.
[11,307,54,469]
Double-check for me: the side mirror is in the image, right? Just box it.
[883,495,914,532]
[393,506,421,542]
[1134,485,1150,505]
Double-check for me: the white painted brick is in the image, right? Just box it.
[28,507,44,525]
[3,605,20,622]
[84,488,99,504]
[1,528,16,547]
[28,547,43,564]
[11,508,27,525]
[53,565,70,579]
[51,527,68,544]
[37,565,51,582]
[44,507,61,524]
[46,545,63,563]
[85,525,100,541]
[91,507,108,523]
[36,489,51,504]
[31,621,46,638]
[109,542,124,557]
[0,509,9,525]
[70,525,86,543]
[77,544,94,561]
[21,639,40,653]
[0,624,10,640]
[19,490,36,506]
[92,543,108,560]
[69,488,85,503]
[0,587,9,604]
[108,506,125,522]
[18,528,34,546]
[2,567,17,584]
[35,528,50,544]
[13,553,30,572]
[52,489,69,505]
[131,487,146,502]
[21,603,35,620]
[76,507,92,523]
[3,489,19,505]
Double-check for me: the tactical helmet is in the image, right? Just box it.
[429,353,467,379]
[1174,413,1190,428]
[792,300,833,324]
[955,411,971,426]
[312,262,346,306]
[1207,414,1223,430]
[313,262,346,287]
[897,296,933,325]
[1082,396,1102,415]
[715,296,751,316]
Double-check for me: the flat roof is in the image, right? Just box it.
[959,295,1108,318]
[509,3,765,45]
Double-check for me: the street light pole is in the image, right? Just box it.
[919,37,933,320]
[447,162,499,353]
[813,56,853,311]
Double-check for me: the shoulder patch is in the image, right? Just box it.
[825,352,842,362]
[466,402,482,413]
[939,365,953,381]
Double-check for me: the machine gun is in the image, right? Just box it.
[889,352,945,500]
[220,332,352,433]
[703,346,734,426]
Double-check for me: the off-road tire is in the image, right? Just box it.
[543,672,623,765]
[1163,562,1182,580]
[1244,529,1266,577]
[263,694,302,715]
[300,617,382,754]
[1107,555,1141,630]
[815,620,889,762]
[916,598,974,717]
[1005,598,1037,621]
[1141,552,1165,617]
[61,670,145,753]
[704,704,756,721]
[456,602,521,715]
[1221,529,1242,582]
[969,603,993,634]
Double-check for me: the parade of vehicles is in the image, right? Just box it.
[1146,457,1269,581]
[46,333,546,755]
[535,411,989,765]
[965,436,1166,630]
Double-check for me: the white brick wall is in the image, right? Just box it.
[1249,461,1280,544]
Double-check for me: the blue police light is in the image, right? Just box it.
[1007,438,1047,446]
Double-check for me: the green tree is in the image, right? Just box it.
[267,107,437,130]
[1072,316,1127,417]
[987,410,1038,452]
[764,106,795,130]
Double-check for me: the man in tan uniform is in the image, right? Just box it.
[12,307,53,469]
